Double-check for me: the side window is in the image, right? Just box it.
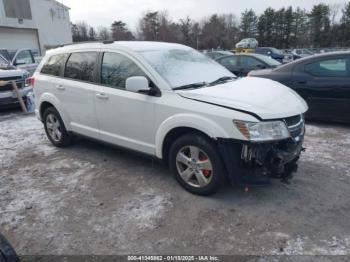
[221,56,238,67]
[41,54,67,76]
[15,50,34,65]
[64,52,98,82]
[101,52,146,89]
[240,57,263,68]
[305,58,350,77]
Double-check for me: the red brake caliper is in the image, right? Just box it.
[199,154,211,178]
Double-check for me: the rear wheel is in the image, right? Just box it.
[169,134,225,196]
[43,107,72,147]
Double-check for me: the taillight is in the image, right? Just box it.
[26,77,35,87]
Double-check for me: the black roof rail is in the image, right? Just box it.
[103,40,114,44]
[57,40,115,48]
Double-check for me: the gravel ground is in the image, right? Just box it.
[0,111,350,259]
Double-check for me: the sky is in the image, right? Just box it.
[64,0,347,31]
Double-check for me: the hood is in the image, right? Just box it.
[177,77,308,120]
[0,68,27,78]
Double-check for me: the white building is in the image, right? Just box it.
[0,0,72,55]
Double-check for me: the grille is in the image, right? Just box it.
[0,76,24,92]
[284,115,305,140]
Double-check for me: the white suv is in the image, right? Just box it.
[34,41,308,195]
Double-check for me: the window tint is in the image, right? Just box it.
[240,57,263,68]
[41,54,67,76]
[64,52,98,82]
[15,50,34,65]
[305,58,350,77]
[221,56,238,67]
[101,52,146,89]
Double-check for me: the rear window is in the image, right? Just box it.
[41,54,67,76]
[64,52,98,82]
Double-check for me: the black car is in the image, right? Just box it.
[216,53,281,77]
[249,52,350,123]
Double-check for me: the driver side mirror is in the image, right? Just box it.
[256,64,266,69]
[126,76,151,94]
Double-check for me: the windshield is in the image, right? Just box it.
[139,48,234,88]
[254,54,281,66]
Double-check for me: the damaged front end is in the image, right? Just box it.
[218,115,305,186]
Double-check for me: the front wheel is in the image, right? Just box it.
[169,134,226,196]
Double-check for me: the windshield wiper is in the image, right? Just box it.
[208,76,236,87]
[173,82,208,91]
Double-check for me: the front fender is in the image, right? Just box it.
[37,93,71,130]
[155,113,232,159]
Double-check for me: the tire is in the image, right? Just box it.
[0,234,20,262]
[169,133,226,196]
[43,107,72,147]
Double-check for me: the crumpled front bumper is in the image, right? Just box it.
[217,136,304,186]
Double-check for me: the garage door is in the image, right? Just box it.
[0,27,40,51]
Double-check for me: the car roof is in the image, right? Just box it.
[48,41,191,55]
[275,51,350,72]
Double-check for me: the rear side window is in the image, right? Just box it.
[64,52,98,82]
[240,57,263,68]
[101,52,146,89]
[41,54,67,76]
[305,58,350,77]
[220,56,238,67]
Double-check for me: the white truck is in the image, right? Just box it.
[0,54,33,109]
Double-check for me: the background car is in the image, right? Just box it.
[249,51,350,123]
[291,49,314,60]
[0,59,32,109]
[0,49,39,75]
[235,38,259,49]
[216,53,281,77]
[255,47,292,63]
[203,50,234,60]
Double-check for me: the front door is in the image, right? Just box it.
[94,52,157,155]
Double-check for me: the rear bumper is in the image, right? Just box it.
[217,136,304,186]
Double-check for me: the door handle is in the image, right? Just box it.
[56,85,65,91]
[96,93,109,100]
[296,81,307,85]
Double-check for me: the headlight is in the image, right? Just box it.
[234,120,290,142]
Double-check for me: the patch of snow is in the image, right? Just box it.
[0,114,57,168]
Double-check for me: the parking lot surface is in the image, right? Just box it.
[1,111,350,256]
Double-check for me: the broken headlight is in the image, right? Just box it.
[234,120,290,142]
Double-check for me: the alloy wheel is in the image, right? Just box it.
[46,114,62,143]
[175,145,213,188]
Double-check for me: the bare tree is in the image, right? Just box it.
[97,26,110,40]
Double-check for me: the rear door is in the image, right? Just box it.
[57,52,99,138]
[291,56,350,122]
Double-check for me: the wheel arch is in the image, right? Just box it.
[156,114,231,160]
[38,93,71,129]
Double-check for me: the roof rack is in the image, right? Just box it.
[57,40,115,48]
